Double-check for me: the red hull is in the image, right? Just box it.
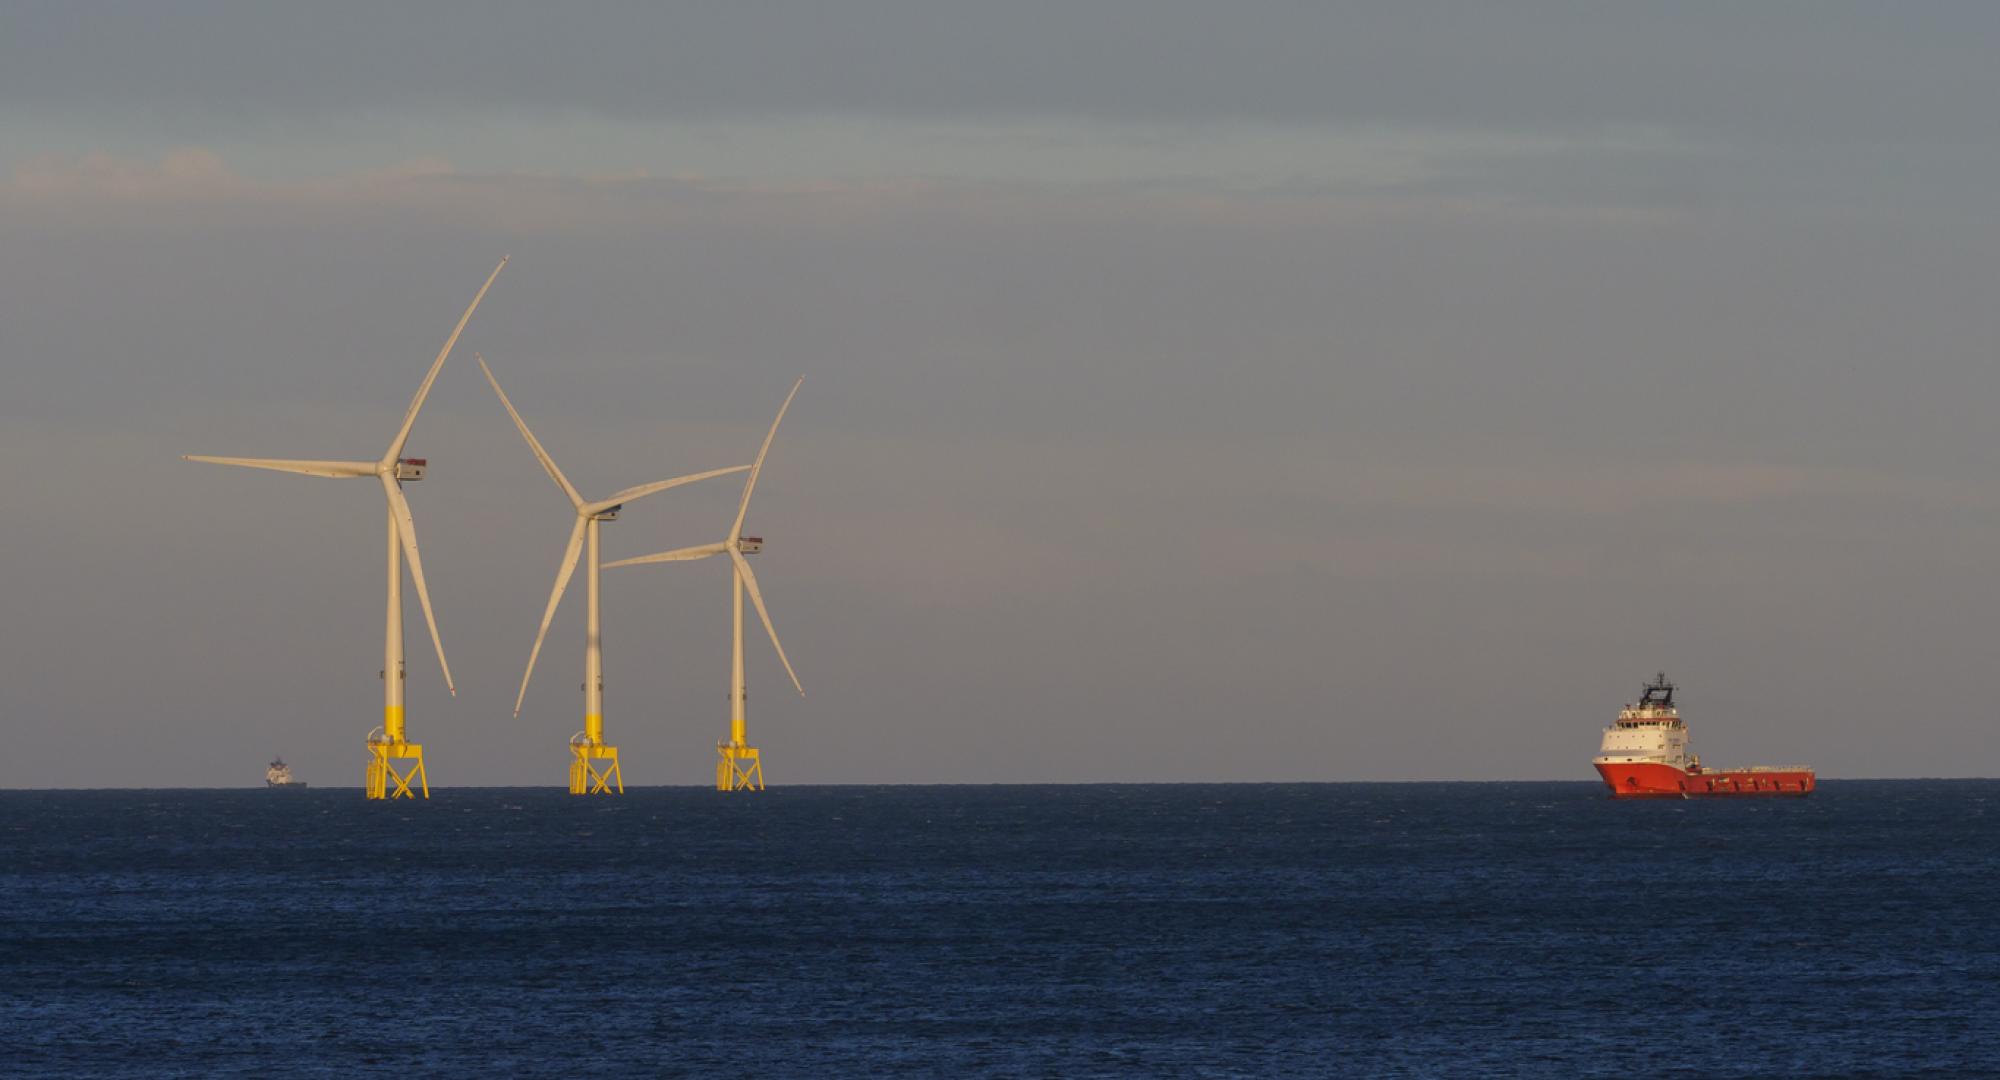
[1595,761,1814,799]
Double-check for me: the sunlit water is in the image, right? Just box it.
[2,782,1995,1076]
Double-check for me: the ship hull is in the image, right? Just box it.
[1595,761,1813,799]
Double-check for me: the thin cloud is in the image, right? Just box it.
[5,148,1681,232]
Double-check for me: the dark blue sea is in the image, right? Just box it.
[2,782,1996,1077]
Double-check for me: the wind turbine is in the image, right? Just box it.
[476,355,750,794]
[183,256,507,799]
[607,377,803,791]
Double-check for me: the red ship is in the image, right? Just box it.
[1593,674,1814,798]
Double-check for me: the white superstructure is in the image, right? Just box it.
[1592,673,1693,770]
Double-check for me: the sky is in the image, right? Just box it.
[4,3,2000,786]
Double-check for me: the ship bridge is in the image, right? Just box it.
[1615,672,1685,727]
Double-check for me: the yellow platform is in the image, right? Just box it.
[569,738,623,795]
[365,739,427,800]
[717,741,763,791]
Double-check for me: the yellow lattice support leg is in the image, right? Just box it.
[569,738,622,795]
[717,742,763,792]
[366,739,427,800]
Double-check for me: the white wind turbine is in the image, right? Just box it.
[183,256,507,799]
[476,354,750,794]
[607,377,804,791]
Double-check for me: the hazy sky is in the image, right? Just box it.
[5,3,2000,786]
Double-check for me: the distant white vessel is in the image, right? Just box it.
[266,757,307,789]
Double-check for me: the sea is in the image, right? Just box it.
[1,781,1995,1077]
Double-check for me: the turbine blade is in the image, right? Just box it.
[477,353,583,509]
[732,376,803,542]
[181,456,376,478]
[731,547,802,697]
[382,256,508,466]
[516,517,588,716]
[382,475,455,695]
[589,465,750,516]
[603,542,728,569]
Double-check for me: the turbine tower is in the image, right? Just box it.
[476,355,749,794]
[184,256,507,799]
[608,377,804,791]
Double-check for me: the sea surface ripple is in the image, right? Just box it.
[1,781,1995,1077]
